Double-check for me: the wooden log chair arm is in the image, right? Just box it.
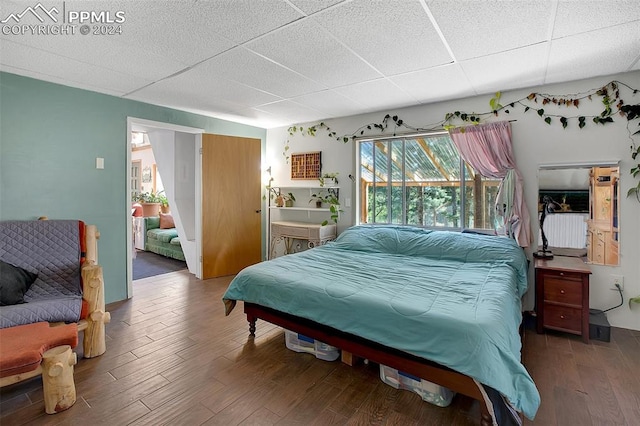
[77,225,111,358]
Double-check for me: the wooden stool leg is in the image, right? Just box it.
[42,345,77,414]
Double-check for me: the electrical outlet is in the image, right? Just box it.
[611,275,624,291]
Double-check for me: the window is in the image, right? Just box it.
[357,133,501,231]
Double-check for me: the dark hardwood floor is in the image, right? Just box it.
[1,270,639,425]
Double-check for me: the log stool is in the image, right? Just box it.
[0,322,78,414]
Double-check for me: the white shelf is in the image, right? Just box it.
[269,206,331,212]
[271,185,339,190]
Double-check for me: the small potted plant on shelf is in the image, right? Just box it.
[309,190,341,225]
[318,172,339,187]
[309,193,324,208]
[283,192,296,207]
[266,187,295,207]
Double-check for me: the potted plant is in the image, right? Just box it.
[283,192,296,207]
[309,190,341,225]
[309,193,324,208]
[132,190,162,217]
[266,187,295,207]
[318,172,339,187]
[157,191,170,213]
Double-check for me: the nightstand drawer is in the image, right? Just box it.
[539,268,583,282]
[543,304,582,333]
[543,278,582,305]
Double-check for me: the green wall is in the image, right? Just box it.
[0,72,266,304]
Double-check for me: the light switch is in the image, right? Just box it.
[96,157,104,169]
[345,198,351,207]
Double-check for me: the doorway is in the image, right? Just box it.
[127,118,203,298]
[126,118,263,297]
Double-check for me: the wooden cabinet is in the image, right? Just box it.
[587,166,619,265]
[535,256,591,343]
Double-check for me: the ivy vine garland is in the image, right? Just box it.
[283,80,640,201]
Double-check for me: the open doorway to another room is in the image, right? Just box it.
[131,131,187,280]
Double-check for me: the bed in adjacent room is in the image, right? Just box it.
[223,225,540,425]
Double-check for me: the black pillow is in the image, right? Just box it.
[0,260,38,306]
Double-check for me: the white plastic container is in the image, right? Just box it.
[379,364,455,407]
[284,330,340,361]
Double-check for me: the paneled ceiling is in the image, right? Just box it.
[1,0,639,128]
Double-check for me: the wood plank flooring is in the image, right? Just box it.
[1,270,639,425]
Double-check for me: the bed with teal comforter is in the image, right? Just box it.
[223,225,540,420]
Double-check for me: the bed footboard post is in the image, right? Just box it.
[247,315,256,337]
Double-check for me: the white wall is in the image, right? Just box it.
[266,70,640,331]
[131,145,162,194]
[148,129,198,274]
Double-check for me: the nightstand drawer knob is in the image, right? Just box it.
[560,315,565,319]
[560,290,565,294]
[559,272,564,276]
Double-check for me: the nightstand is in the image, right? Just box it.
[535,256,591,343]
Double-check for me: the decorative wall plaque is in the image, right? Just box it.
[290,151,321,180]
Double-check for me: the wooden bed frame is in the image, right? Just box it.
[244,303,494,426]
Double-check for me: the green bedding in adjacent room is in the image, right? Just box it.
[223,225,540,419]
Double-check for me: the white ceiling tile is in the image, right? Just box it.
[333,79,419,111]
[313,0,452,76]
[246,19,381,87]
[291,90,366,117]
[460,43,548,94]
[0,64,124,96]
[195,47,325,98]
[546,22,640,83]
[130,65,282,108]
[287,0,346,15]
[255,100,328,123]
[0,39,151,94]
[0,34,189,81]
[428,0,552,61]
[184,0,303,44]
[553,0,640,39]
[390,64,475,104]
[108,1,237,64]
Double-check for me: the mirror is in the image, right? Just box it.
[538,163,619,266]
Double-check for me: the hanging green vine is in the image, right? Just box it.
[283,80,640,201]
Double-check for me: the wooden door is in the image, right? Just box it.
[202,134,262,278]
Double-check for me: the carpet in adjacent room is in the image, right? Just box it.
[133,250,187,280]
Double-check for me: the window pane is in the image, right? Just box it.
[372,141,389,223]
[358,134,498,231]
[463,163,501,230]
[390,140,403,224]
[359,141,372,223]
[404,137,462,228]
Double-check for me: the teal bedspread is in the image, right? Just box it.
[223,225,540,419]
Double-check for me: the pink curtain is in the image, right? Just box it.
[449,121,531,247]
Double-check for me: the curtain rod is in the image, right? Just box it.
[354,120,518,142]
[356,130,449,142]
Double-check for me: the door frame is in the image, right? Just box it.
[126,117,204,298]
